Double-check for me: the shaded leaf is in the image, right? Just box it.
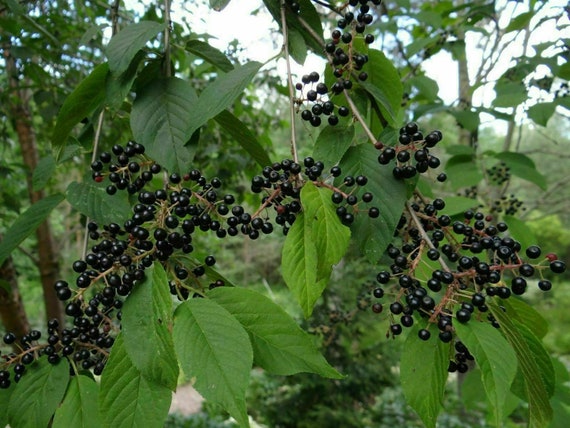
[66,181,131,225]
[0,194,64,266]
[209,287,342,378]
[438,196,479,216]
[455,322,517,426]
[449,110,480,132]
[173,299,252,427]
[445,154,483,190]
[505,11,533,33]
[528,102,556,126]
[106,50,146,111]
[338,144,407,263]
[52,63,108,154]
[186,40,234,72]
[493,81,528,108]
[99,334,172,428]
[122,264,179,390]
[401,326,449,428]
[501,297,548,341]
[210,0,231,11]
[53,375,101,428]
[494,151,547,190]
[313,124,355,167]
[214,110,271,167]
[131,77,199,173]
[32,155,56,192]
[7,357,70,428]
[503,215,537,251]
[188,61,262,137]
[106,21,164,75]
[489,301,553,427]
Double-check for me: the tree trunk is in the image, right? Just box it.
[0,252,30,339]
[4,43,65,326]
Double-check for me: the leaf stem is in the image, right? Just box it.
[280,0,299,163]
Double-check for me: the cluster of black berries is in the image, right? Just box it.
[251,156,380,233]
[490,194,525,216]
[377,122,445,180]
[447,341,474,373]
[487,161,511,185]
[91,140,158,196]
[368,195,566,345]
[296,0,380,127]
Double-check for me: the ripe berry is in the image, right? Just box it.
[371,303,383,313]
[456,309,471,323]
[538,280,552,291]
[418,329,431,340]
[550,260,566,274]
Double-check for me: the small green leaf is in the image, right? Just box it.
[106,50,146,111]
[188,61,262,137]
[99,334,172,428]
[53,375,101,428]
[0,386,13,427]
[122,264,179,390]
[493,81,528,108]
[338,144,408,262]
[33,155,56,192]
[489,301,554,427]
[186,39,234,72]
[438,196,479,216]
[214,110,271,167]
[445,154,483,190]
[313,124,355,167]
[66,181,131,225]
[455,322,517,426]
[449,110,480,132]
[7,356,70,428]
[209,287,342,378]
[287,26,308,64]
[502,298,548,340]
[210,0,231,11]
[281,212,322,317]
[131,77,199,173]
[409,75,439,101]
[0,194,64,266]
[106,21,164,75]
[173,299,252,428]
[52,63,108,154]
[505,11,533,33]
[528,102,556,126]
[400,326,449,428]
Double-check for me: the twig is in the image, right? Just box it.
[280,0,299,163]
[164,0,172,77]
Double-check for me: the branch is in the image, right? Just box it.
[164,0,172,77]
[280,0,299,163]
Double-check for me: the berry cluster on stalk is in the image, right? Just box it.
[296,0,381,127]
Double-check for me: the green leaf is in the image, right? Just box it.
[409,75,440,101]
[505,11,533,33]
[449,110,480,132]
[438,196,479,216]
[281,212,321,317]
[338,144,408,262]
[188,61,262,137]
[287,26,308,64]
[214,110,272,167]
[99,334,172,428]
[33,155,55,192]
[173,299,252,427]
[455,322,517,426]
[66,181,131,225]
[313,124,355,167]
[360,49,402,126]
[106,21,164,75]
[53,375,101,428]
[210,0,231,11]
[7,356,70,428]
[501,298,548,341]
[302,182,351,278]
[489,301,554,427]
[0,386,13,427]
[0,193,64,266]
[528,102,556,126]
[445,154,483,190]
[131,77,199,173]
[494,151,547,190]
[122,264,179,390]
[493,81,528,108]
[52,63,108,154]
[186,39,234,72]
[106,50,146,111]
[209,286,342,379]
[400,326,449,428]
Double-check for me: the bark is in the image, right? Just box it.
[0,254,30,339]
[456,28,478,148]
[4,43,65,326]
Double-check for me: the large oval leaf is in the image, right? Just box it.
[53,375,101,428]
[66,181,130,225]
[122,264,179,390]
[173,299,252,427]
[209,287,342,378]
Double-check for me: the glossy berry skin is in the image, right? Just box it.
[418,329,431,341]
[550,260,566,274]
